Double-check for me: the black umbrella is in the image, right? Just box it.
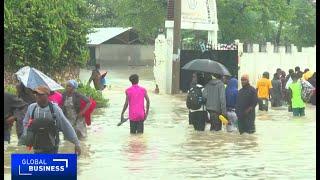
[182,59,231,76]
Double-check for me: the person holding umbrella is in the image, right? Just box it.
[16,82,36,105]
[187,72,199,125]
[187,73,207,131]
[182,59,231,131]
[15,66,64,91]
[203,73,227,131]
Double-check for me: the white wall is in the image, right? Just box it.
[153,34,168,94]
[238,42,316,88]
[154,35,316,94]
[153,21,175,94]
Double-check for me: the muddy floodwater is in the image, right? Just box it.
[4,66,316,179]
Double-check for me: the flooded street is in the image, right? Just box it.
[4,66,316,179]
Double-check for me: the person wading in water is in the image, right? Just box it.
[121,74,150,134]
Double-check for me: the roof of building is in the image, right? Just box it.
[87,27,132,46]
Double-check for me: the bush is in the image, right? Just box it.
[4,0,92,74]
[77,83,109,108]
[59,81,109,108]
[5,84,17,95]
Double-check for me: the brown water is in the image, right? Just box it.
[4,66,316,179]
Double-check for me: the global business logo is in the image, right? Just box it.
[11,154,77,180]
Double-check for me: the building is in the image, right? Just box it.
[87,27,154,67]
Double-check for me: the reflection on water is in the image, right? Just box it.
[123,135,148,173]
[4,66,316,180]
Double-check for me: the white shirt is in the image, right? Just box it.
[285,77,293,89]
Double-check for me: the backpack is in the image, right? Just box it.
[186,86,204,110]
[25,103,59,150]
[301,80,315,102]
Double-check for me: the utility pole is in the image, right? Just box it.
[172,0,181,94]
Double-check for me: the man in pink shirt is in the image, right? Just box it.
[121,74,150,134]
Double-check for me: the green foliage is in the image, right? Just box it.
[4,85,18,95]
[4,0,92,73]
[86,0,119,27]
[59,81,109,108]
[77,83,109,108]
[4,83,109,108]
[217,0,316,47]
[59,82,109,108]
[85,0,315,47]
[115,0,166,43]
[86,0,166,43]
[284,0,316,47]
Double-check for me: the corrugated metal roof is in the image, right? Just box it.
[87,27,132,45]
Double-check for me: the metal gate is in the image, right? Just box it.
[180,43,238,92]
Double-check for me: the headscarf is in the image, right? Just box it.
[67,80,79,89]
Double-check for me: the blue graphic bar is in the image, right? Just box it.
[11,154,77,180]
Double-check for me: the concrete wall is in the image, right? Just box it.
[154,37,316,94]
[95,44,155,67]
[153,33,169,94]
[237,41,316,88]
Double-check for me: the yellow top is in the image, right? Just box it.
[303,71,313,80]
[256,78,272,98]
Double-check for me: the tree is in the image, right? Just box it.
[4,0,92,73]
[216,0,315,47]
[86,0,119,27]
[217,0,265,44]
[115,0,167,43]
[85,0,166,43]
[284,0,316,47]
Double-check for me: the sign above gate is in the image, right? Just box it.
[181,0,218,31]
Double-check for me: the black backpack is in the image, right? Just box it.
[186,86,204,110]
[25,103,59,150]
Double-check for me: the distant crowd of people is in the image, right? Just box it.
[186,66,316,134]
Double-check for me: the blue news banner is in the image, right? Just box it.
[11,154,77,180]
